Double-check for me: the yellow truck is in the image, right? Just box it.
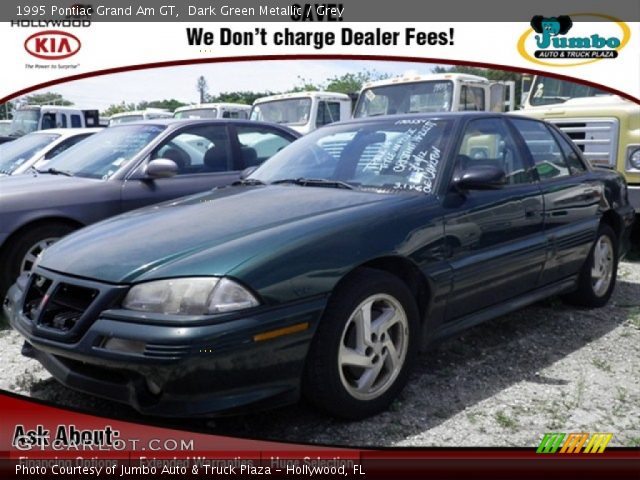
[519,75,640,212]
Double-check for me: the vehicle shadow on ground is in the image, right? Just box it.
[22,278,640,447]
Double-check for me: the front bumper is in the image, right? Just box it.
[5,270,326,417]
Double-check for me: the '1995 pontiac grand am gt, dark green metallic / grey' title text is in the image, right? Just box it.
[4,113,635,419]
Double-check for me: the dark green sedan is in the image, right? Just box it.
[4,113,635,419]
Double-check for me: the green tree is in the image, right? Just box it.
[102,101,137,117]
[207,91,273,105]
[288,76,322,93]
[324,70,390,94]
[140,99,187,111]
[288,70,391,95]
[21,92,73,106]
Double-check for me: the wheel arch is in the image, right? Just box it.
[600,209,623,243]
[335,255,433,327]
[0,216,84,255]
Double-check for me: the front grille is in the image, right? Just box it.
[23,275,98,332]
[548,118,619,168]
[23,274,52,321]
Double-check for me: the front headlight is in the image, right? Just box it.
[629,147,640,170]
[122,277,259,315]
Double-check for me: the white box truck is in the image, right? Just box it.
[353,73,516,118]
[250,92,352,135]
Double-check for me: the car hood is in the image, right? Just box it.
[0,172,97,201]
[40,185,405,283]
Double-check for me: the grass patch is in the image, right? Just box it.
[616,386,627,403]
[591,358,613,373]
[627,437,640,447]
[495,411,518,430]
[466,412,481,425]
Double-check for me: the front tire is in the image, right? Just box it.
[564,224,618,308]
[303,269,420,419]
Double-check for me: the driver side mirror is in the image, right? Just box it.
[454,164,506,190]
[145,158,178,179]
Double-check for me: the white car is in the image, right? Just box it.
[0,128,100,176]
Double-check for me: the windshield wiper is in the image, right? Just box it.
[36,167,74,177]
[271,178,355,190]
[232,178,265,186]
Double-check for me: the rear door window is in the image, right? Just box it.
[235,126,295,167]
[44,133,93,160]
[550,127,588,174]
[511,118,571,180]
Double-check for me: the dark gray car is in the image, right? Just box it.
[0,119,299,298]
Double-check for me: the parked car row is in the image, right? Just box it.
[2,110,635,419]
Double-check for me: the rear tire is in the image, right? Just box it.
[0,223,75,301]
[303,269,420,419]
[563,224,617,308]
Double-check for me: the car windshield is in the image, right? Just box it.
[8,108,40,136]
[0,122,11,136]
[251,118,453,194]
[529,77,610,106]
[43,124,165,179]
[354,81,454,118]
[0,132,59,174]
[109,114,144,125]
[174,108,218,119]
[250,98,312,126]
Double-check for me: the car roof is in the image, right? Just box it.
[109,118,301,134]
[32,128,103,136]
[110,109,172,117]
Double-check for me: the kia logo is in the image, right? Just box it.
[24,30,81,60]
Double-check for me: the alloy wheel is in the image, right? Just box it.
[20,237,58,275]
[338,294,409,401]
[591,234,614,297]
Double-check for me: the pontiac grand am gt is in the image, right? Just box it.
[5,113,635,419]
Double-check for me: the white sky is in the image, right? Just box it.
[22,60,444,110]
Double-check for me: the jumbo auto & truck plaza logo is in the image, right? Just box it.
[518,14,630,67]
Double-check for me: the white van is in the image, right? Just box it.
[251,92,352,135]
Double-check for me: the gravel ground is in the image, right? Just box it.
[1,260,639,448]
